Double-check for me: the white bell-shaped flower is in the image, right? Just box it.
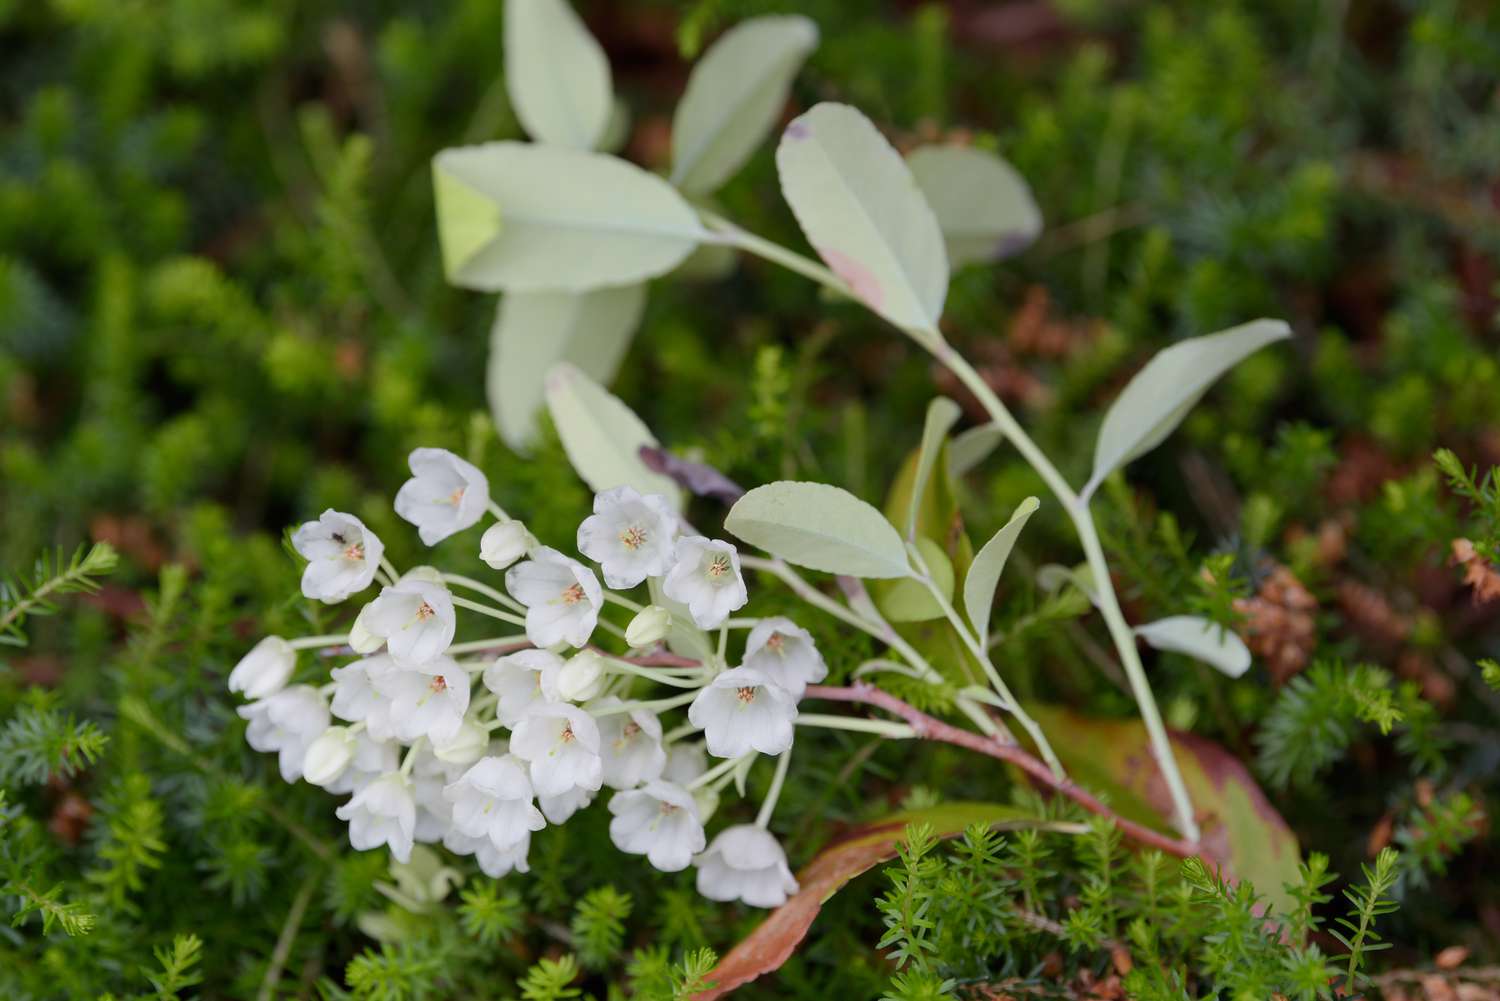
[482,649,562,726]
[325,732,400,795]
[238,685,330,782]
[695,824,800,908]
[741,617,826,699]
[443,755,546,850]
[607,780,705,872]
[292,510,384,603]
[505,547,603,648]
[329,655,399,739]
[687,667,796,758]
[480,520,533,570]
[443,828,532,878]
[576,486,679,588]
[228,636,296,700]
[662,741,708,785]
[538,785,595,824]
[374,656,471,745]
[394,447,491,546]
[593,697,666,790]
[335,772,416,863]
[356,576,456,668]
[509,702,603,798]
[662,536,748,629]
[408,746,464,843]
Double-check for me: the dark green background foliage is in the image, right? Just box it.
[2,0,1497,997]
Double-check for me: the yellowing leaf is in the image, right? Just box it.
[432,143,704,292]
[504,0,612,149]
[776,103,949,332]
[671,16,818,195]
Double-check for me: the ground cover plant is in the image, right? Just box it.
[2,1,1497,998]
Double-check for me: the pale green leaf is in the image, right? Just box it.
[907,397,962,538]
[963,497,1039,645]
[670,15,818,195]
[1085,319,1291,500]
[1037,562,1100,607]
[504,0,612,150]
[775,103,949,332]
[949,424,1003,477]
[488,285,647,452]
[876,537,953,622]
[907,145,1042,267]
[543,362,681,506]
[432,143,704,292]
[726,481,911,579]
[1135,615,1252,678]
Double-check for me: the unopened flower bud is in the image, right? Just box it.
[432,720,488,765]
[480,521,532,570]
[303,726,356,787]
[402,565,444,585]
[228,636,295,700]
[348,606,383,654]
[555,650,606,702]
[625,605,672,648]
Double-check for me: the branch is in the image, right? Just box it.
[805,683,1199,858]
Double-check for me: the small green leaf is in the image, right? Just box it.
[1084,319,1291,500]
[670,16,819,195]
[1135,615,1252,678]
[963,497,1039,645]
[775,103,949,332]
[907,397,962,539]
[488,285,646,452]
[948,424,1003,477]
[876,537,954,622]
[907,144,1042,266]
[543,363,681,505]
[726,481,911,579]
[504,0,613,150]
[432,143,704,292]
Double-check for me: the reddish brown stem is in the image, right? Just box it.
[805,683,1199,859]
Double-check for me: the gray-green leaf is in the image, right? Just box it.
[775,103,949,332]
[907,397,962,539]
[726,481,911,579]
[963,497,1039,645]
[488,286,647,452]
[1084,319,1291,500]
[543,362,681,505]
[504,0,613,150]
[670,16,818,196]
[907,145,1042,267]
[1135,615,1251,678]
[948,424,1004,477]
[433,143,704,292]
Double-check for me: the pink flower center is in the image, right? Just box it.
[559,723,575,743]
[618,525,647,550]
[343,542,364,561]
[735,686,757,704]
[562,583,586,605]
[706,554,732,581]
[448,486,466,506]
[766,633,785,652]
[659,801,680,815]
[428,675,448,694]
[416,602,435,621]
[622,722,641,739]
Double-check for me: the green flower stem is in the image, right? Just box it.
[442,573,526,614]
[687,753,749,790]
[795,713,916,738]
[486,501,512,522]
[602,591,644,612]
[592,689,699,716]
[603,656,709,689]
[908,543,1065,779]
[755,750,793,828]
[288,634,350,650]
[450,594,529,628]
[715,216,1201,843]
[447,636,528,655]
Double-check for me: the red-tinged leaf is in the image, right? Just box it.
[1027,705,1300,914]
[696,801,1035,999]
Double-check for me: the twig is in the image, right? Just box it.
[257,868,319,1001]
[805,683,1199,858]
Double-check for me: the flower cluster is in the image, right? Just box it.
[229,448,823,908]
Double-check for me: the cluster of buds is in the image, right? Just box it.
[228,448,828,908]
